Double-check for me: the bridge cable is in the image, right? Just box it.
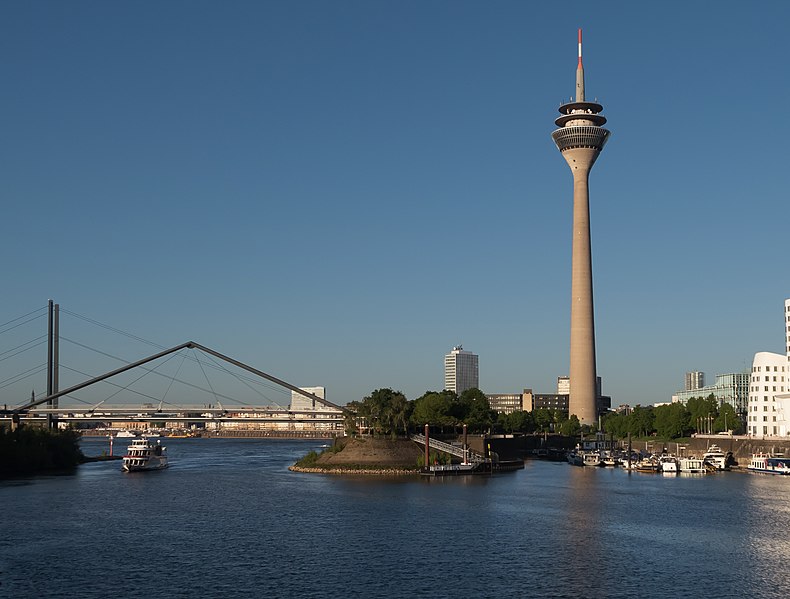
[58,323,289,397]
[198,349,288,410]
[59,309,295,397]
[58,364,187,406]
[59,308,165,350]
[193,348,222,409]
[0,363,48,390]
[160,352,187,405]
[90,350,182,405]
[58,337,247,408]
[0,335,48,362]
[0,311,47,337]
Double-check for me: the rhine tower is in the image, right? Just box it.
[551,29,610,425]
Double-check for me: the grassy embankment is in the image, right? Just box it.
[292,436,437,473]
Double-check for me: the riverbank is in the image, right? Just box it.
[79,429,341,440]
[289,465,418,475]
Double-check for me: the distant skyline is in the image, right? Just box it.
[2,2,788,408]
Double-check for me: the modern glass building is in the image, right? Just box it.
[674,373,750,420]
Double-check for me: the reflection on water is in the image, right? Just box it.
[2,439,790,598]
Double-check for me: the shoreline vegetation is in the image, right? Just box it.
[0,427,84,479]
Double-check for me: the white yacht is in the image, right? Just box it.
[747,454,790,476]
[702,445,728,470]
[582,452,603,467]
[114,430,137,439]
[122,437,168,472]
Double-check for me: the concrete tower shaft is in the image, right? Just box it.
[551,29,610,426]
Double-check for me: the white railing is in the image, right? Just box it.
[410,434,485,464]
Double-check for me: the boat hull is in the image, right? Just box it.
[122,458,168,472]
[747,455,790,475]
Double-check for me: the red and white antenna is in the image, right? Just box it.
[578,28,583,67]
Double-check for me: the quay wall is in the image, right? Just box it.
[80,429,340,440]
[669,436,790,462]
[464,434,790,462]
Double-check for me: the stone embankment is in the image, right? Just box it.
[642,436,790,462]
[288,465,418,475]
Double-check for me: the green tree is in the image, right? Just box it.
[602,411,628,438]
[654,402,690,439]
[533,408,553,433]
[1,427,84,478]
[358,388,410,436]
[687,395,719,433]
[461,388,495,433]
[628,405,655,437]
[411,391,454,432]
[507,410,534,434]
[496,412,510,434]
[559,414,581,437]
[714,403,743,434]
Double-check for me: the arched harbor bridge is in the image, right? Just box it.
[1,303,348,436]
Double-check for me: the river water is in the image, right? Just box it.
[1,437,789,598]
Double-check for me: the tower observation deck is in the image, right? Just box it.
[551,29,610,426]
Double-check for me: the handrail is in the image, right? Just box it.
[410,433,485,464]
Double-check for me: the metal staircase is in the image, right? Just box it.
[410,434,485,464]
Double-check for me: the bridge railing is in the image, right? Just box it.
[410,433,485,464]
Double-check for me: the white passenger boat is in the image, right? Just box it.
[703,445,729,470]
[678,457,706,473]
[114,430,137,439]
[747,454,790,475]
[122,437,168,472]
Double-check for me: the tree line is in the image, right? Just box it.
[345,387,581,437]
[345,389,743,441]
[602,395,743,439]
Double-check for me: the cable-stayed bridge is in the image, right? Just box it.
[1,303,347,436]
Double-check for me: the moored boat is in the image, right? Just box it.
[583,451,603,467]
[678,457,706,473]
[634,458,659,473]
[659,455,678,474]
[703,444,729,471]
[747,454,790,475]
[122,437,168,472]
[114,430,137,439]
[567,451,584,467]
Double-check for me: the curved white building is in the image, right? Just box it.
[748,299,790,437]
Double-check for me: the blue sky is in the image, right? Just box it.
[1,1,788,409]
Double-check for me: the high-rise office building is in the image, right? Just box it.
[551,29,610,425]
[290,386,325,412]
[685,371,705,391]
[444,346,479,395]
